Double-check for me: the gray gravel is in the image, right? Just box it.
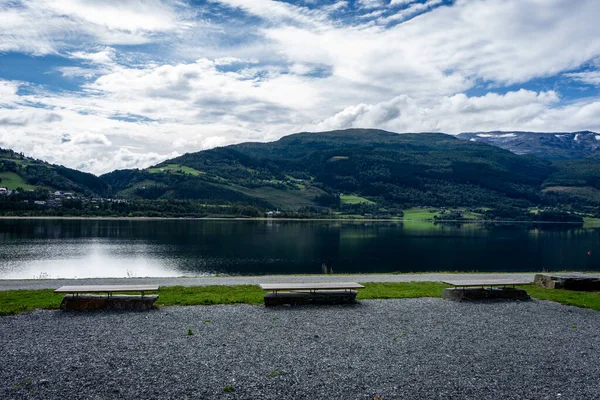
[0,272,537,291]
[1,299,599,399]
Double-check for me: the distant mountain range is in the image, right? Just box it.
[456,131,600,160]
[100,129,600,212]
[2,130,599,216]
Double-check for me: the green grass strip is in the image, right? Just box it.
[0,283,598,316]
[520,285,600,310]
[358,282,448,299]
[0,289,61,316]
[155,285,265,306]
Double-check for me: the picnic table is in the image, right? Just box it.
[55,285,159,296]
[442,279,532,288]
[259,282,365,306]
[55,284,160,311]
[442,279,532,301]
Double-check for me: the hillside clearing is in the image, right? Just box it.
[340,194,375,205]
[233,184,327,210]
[402,208,439,220]
[0,172,39,190]
[148,164,204,176]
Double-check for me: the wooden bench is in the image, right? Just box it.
[259,282,365,306]
[55,285,160,311]
[442,279,532,301]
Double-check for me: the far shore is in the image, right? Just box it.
[0,215,593,224]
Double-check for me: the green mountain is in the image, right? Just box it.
[100,129,600,213]
[0,148,108,195]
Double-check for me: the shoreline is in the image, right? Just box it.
[0,271,543,291]
[0,215,590,224]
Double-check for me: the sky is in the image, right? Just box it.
[1,0,600,175]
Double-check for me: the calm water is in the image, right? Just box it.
[0,219,599,279]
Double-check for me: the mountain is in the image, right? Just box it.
[0,148,108,195]
[1,129,599,218]
[100,129,600,213]
[456,131,600,160]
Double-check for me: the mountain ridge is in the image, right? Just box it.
[2,129,599,218]
[0,148,108,195]
[456,130,600,160]
[100,129,600,215]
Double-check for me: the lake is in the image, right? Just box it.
[0,218,598,279]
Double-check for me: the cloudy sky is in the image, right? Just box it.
[1,0,599,175]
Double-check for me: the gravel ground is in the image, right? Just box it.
[0,272,537,291]
[1,298,599,400]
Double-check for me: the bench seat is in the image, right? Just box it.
[260,282,364,306]
[54,285,159,294]
[54,285,160,311]
[442,279,531,301]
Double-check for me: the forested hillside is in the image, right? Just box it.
[101,129,600,217]
[0,149,108,195]
[2,130,599,219]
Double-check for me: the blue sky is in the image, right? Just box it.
[0,0,599,174]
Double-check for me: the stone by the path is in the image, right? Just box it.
[535,273,600,291]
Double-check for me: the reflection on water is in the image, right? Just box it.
[0,239,181,279]
[0,218,599,279]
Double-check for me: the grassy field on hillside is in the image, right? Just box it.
[401,208,439,220]
[118,180,169,198]
[401,208,484,220]
[147,164,204,176]
[0,172,39,190]
[234,184,326,210]
[1,283,599,316]
[340,194,375,205]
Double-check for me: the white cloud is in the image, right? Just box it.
[0,107,63,126]
[78,147,179,173]
[357,0,384,10]
[213,0,329,28]
[201,136,228,150]
[325,1,349,12]
[80,58,324,125]
[0,80,20,105]
[0,0,194,55]
[564,70,600,86]
[381,0,444,23]
[171,135,228,150]
[70,47,116,65]
[249,0,600,92]
[390,0,418,6]
[41,0,182,33]
[2,0,600,176]
[63,132,112,146]
[57,67,102,79]
[313,89,577,134]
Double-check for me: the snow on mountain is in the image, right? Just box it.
[456,131,600,160]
